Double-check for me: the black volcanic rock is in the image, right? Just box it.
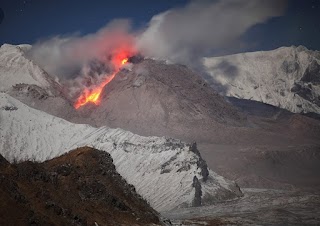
[301,60,320,85]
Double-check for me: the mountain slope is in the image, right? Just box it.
[0,44,61,95]
[5,44,315,146]
[0,147,162,226]
[2,44,320,190]
[0,44,85,124]
[0,93,242,211]
[204,46,320,114]
[77,58,320,148]
[1,44,246,141]
[74,58,247,142]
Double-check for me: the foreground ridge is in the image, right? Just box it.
[0,93,242,211]
[0,147,163,226]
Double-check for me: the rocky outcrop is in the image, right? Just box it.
[0,147,162,226]
[192,176,202,207]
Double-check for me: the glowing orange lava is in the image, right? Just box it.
[74,56,129,109]
[121,58,128,65]
[74,72,117,109]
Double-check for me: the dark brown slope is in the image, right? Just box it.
[0,147,162,226]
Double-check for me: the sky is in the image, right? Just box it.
[0,0,320,55]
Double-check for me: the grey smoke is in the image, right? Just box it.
[137,0,288,66]
[27,19,136,79]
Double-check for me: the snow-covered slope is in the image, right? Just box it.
[0,43,84,124]
[0,93,242,211]
[204,46,320,114]
[0,44,61,95]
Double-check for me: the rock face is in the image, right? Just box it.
[0,147,162,226]
[204,46,320,114]
[0,93,242,211]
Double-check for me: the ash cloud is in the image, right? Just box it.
[137,0,288,67]
[27,19,136,80]
[27,19,137,100]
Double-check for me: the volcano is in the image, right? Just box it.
[75,57,320,190]
[1,43,320,226]
[2,43,320,191]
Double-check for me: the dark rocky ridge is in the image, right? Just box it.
[290,60,320,108]
[0,147,163,226]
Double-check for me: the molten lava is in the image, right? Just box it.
[74,73,117,109]
[121,58,128,65]
[74,56,129,109]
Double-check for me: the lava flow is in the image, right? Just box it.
[74,56,129,109]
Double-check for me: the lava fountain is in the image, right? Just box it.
[74,51,130,109]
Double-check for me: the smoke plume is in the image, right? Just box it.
[26,0,288,103]
[27,19,136,80]
[27,19,137,101]
[137,0,287,66]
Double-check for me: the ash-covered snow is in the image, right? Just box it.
[0,44,62,96]
[204,46,320,114]
[0,93,242,211]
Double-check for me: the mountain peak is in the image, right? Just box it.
[204,45,320,114]
[0,43,61,95]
